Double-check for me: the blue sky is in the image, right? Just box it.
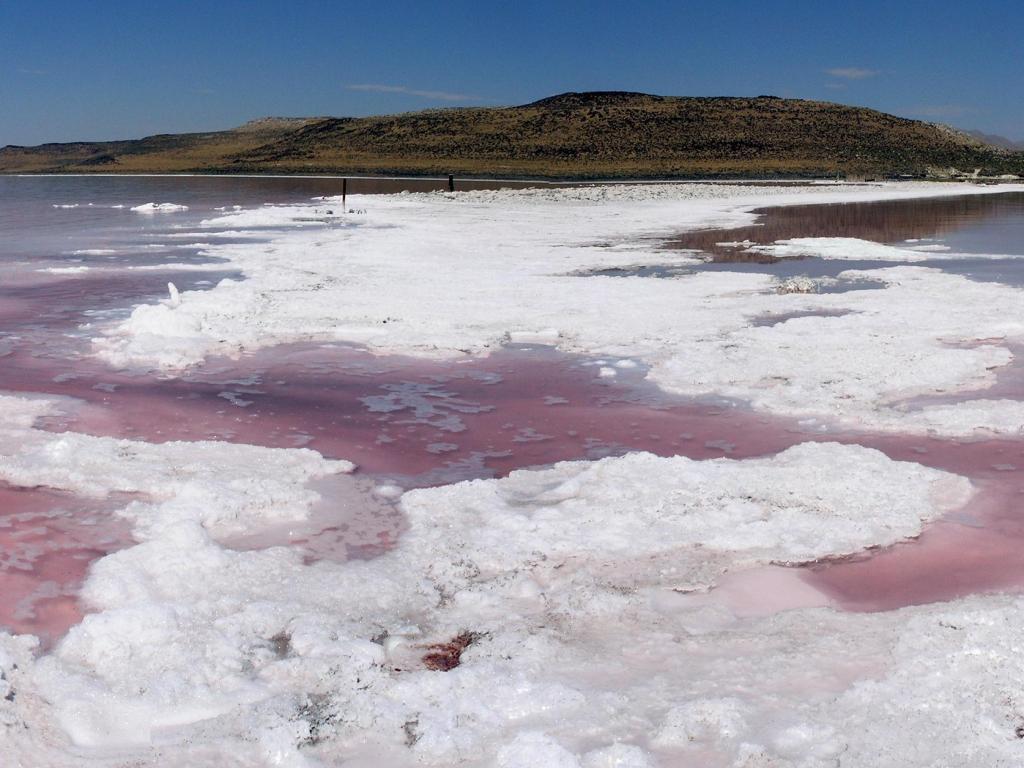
[2,0,1022,145]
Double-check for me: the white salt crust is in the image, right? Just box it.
[0,392,993,766]
[743,236,1024,262]
[7,183,1024,765]
[747,236,933,261]
[130,203,189,213]
[0,395,353,539]
[93,182,1024,436]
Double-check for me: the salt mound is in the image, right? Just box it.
[750,236,930,261]
[130,202,189,213]
[399,442,971,587]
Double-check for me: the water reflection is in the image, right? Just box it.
[668,192,1024,259]
[0,174,580,264]
[583,191,1024,289]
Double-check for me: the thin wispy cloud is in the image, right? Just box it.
[825,67,879,80]
[346,84,478,102]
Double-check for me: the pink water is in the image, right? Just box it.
[5,179,1024,646]
[1,344,803,475]
[7,336,1024,638]
[0,484,132,641]
[1,340,811,642]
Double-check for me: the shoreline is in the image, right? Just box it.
[6,170,1014,185]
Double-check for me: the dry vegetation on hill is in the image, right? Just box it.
[2,93,1020,178]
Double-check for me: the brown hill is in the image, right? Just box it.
[2,93,1021,178]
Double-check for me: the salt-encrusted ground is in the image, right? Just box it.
[98,182,1024,436]
[5,181,1024,766]
[0,393,991,766]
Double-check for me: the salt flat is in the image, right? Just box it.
[98,181,1024,436]
[5,180,1024,766]
[0,393,992,767]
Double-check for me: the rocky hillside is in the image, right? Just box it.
[3,93,1020,178]
[0,118,319,174]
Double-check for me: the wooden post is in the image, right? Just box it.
[448,174,455,192]
[342,178,347,209]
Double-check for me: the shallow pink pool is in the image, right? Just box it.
[5,179,1024,645]
[6,337,1024,640]
[0,484,132,643]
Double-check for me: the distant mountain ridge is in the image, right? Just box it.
[2,92,1021,178]
[966,129,1024,152]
